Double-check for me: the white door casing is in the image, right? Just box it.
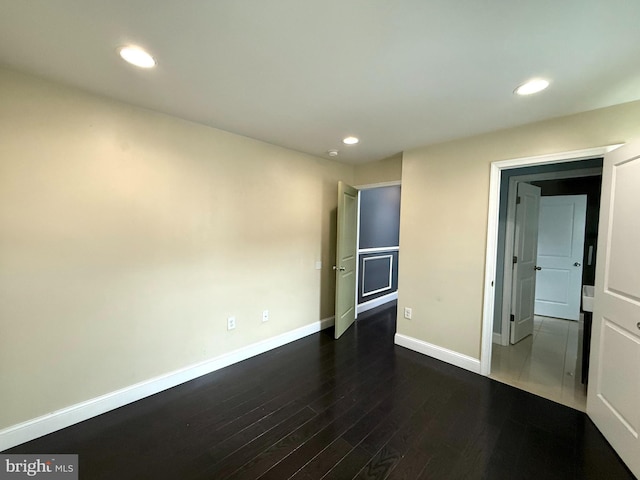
[587,142,640,477]
[510,182,541,344]
[534,195,587,321]
[334,181,358,339]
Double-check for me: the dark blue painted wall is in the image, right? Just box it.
[358,185,401,305]
[358,251,400,304]
[359,186,401,249]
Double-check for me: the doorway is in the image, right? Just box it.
[334,181,401,339]
[494,166,602,409]
[498,168,602,345]
[354,182,401,318]
[479,145,621,402]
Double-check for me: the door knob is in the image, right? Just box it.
[574,262,581,267]
[333,266,345,271]
[534,266,542,271]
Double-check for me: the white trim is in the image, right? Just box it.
[395,334,481,374]
[358,246,400,253]
[320,316,335,329]
[353,180,402,190]
[0,317,335,451]
[492,145,622,169]
[357,291,398,314]
[361,255,393,297]
[480,144,624,376]
[481,159,502,375]
[355,190,362,319]
[492,332,505,345]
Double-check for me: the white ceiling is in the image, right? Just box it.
[2,1,640,164]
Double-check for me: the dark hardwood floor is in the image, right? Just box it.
[4,304,634,479]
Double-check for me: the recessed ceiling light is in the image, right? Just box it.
[343,136,359,145]
[327,150,339,157]
[119,46,156,68]
[514,78,549,96]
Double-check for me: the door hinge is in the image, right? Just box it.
[516,196,521,205]
[510,314,515,322]
[513,256,518,264]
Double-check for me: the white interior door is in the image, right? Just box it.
[334,181,358,339]
[534,195,587,320]
[510,182,541,344]
[587,142,640,477]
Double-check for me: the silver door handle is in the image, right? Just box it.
[574,262,581,267]
[333,266,346,271]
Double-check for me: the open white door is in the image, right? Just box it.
[334,181,358,339]
[510,182,541,344]
[534,195,587,320]
[587,142,640,477]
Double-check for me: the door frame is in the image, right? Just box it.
[498,170,601,346]
[480,144,622,375]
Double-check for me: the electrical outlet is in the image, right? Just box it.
[262,310,269,322]
[227,316,236,330]
[404,307,412,320]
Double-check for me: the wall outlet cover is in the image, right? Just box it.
[227,316,236,330]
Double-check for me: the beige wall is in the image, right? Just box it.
[0,68,355,429]
[7,62,639,435]
[397,100,640,359]
[354,153,402,186]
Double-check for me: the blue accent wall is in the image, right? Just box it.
[358,186,401,306]
[359,186,401,249]
[358,251,400,304]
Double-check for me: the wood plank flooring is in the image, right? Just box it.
[4,304,635,479]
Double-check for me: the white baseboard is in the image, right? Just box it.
[493,332,509,346]
[394,333,481,374]
[357,292,398,315]
[320,316,335,329]
[0,317,335,451]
